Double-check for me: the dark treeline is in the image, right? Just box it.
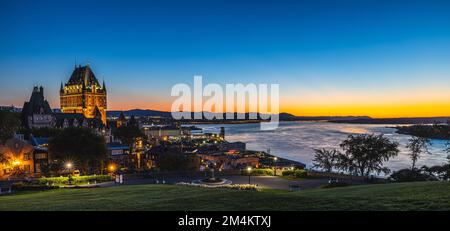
[330,117,450,124]
[396,124,450,140]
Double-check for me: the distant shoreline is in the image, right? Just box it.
[394,124,450,140]
[104,109,450,125]
[185,120,264,124]
[185,118,450,125]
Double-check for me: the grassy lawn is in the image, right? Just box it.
[0,181,449,211]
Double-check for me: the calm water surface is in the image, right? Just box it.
[195,121,449,172]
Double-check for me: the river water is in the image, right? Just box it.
[195,121,449,173]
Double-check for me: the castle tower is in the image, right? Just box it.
[219,127,225,140]
[60,65,107,124]
[117,111,127,127]
[21,85,54,128]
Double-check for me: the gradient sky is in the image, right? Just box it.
[1,0,450,117]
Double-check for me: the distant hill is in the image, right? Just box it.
[107,110,294,120]
[329,117,450,124]
[106,110,368,121]
[107,109,171,117]
[289,115,372,121]
[106,109,449,124]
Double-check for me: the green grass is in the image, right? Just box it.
[1,181,449,211]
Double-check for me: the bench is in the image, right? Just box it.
[289,184,301,191]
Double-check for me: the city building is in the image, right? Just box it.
[220,141,246,152]
[116,111,127,127]
[53,112,104,129]
[198,152,260,170]
[60,64,107,124]
[0,105,21,112]
[29,135,50,175]
[21,86,55,129]
[0,137,35,178]
[143,125,182,140]
[107,142,131,167]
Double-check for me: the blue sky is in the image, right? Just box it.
[1,0,450,116]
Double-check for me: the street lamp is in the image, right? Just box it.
[65,162,73,175]
[273,157,278,176]
[247,166,252,184]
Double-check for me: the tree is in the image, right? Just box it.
[113,124,146,148]
[389,168,437,182]
[339,134,399,176]
[312,148,340,172]
[0,110,20,144]
[406,136,431,170]
[30,127,62,137]
[48,127,107,174]
[421,164,450,181]
[155,148,201,172]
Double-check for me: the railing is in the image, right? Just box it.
[126,169,243,179]
[306,170,388,183]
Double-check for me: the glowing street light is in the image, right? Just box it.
[108,164,116,172]
[247,166,252,184]
[66,162,73,169]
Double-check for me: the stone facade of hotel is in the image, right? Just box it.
[60,64,107,124]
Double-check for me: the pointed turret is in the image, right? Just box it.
[60,82,64,94]
[84,66,89,87]
[118,111,126,121]
[102,80,106,92]
[117,111,127,127]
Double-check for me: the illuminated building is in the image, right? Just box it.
[0,137,35,178]
[117,111,127,127]
[60,64,107,124]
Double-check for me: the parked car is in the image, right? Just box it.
[72,170,80,177]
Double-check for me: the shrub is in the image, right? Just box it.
[389,169,438,182]
[422,164,450,181]
[36,176,68,185]
[36,175,112,185]
[242,168,273,176]
[282,169,307,178]
[176,182,258,191]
